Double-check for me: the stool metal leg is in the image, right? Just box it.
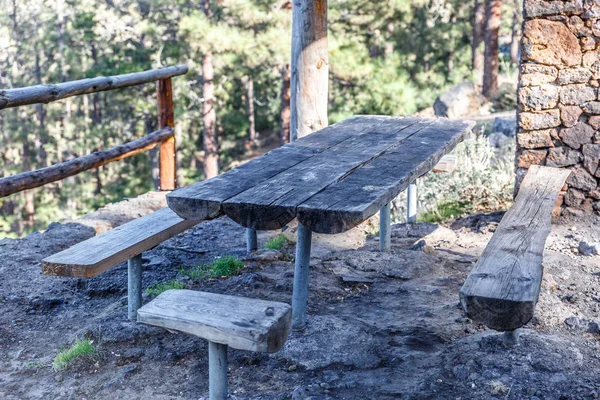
[128,254,143,320]
[380,202,391,252]
[292,222,312,329]
[503,329,520,346]
[407,181,418,224]
[246,228,258,252]
[208,341,228,400]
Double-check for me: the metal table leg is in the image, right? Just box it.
[380,202,391,252]
[292,222,312,329]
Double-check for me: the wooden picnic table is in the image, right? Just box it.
[167,115,474,328]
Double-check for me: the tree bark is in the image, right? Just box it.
[510,7,520,63]
[472,0,485,81]
[290,0,328,141]
[482,0,502,99]
[202,0,219,179]
[280,64,291,146]
[245,76,256,147]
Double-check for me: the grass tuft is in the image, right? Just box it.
[52,338,95,371]
[264,234,291,250]
[180,255,245,280]
[145,280,186,296]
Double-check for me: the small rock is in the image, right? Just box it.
[588,321,600,334]
[288,364,297,372]
[55,374,64,383]
[578,241,599,256]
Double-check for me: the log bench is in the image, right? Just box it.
[42,207,198,319]
[137,289,291,400]
[459,165,571,344]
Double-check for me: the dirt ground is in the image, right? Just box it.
[1,209,599,400]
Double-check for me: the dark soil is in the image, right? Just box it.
[1,211,599,400]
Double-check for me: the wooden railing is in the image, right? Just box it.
[0,64,188,197]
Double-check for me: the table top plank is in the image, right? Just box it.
[167,116,389,220]
[222,117,425,230]
[296,118,475,233]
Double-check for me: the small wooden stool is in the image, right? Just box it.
[137,290,292,400]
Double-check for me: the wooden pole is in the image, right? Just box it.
[0,127,173,198]
[290,0,328,141]
[157,78,176,190]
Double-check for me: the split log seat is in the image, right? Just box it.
[137,289,292,400]
[459,165,571,342]
[41,207,198,319]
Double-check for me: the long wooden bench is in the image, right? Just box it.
[459,165,570,344]
[137,290,291,400]
[42,207,198,319]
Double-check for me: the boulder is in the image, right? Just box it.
[492,115,517,137]
[433,82,485,118]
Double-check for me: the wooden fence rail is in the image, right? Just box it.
[0,65,188,198]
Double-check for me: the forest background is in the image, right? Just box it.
[0,0,520,238]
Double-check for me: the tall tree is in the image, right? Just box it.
[244,76,257,148]
[472,0,485,81]
[510,6,520,63]
[280,63,291,145]
[482,0,502,99]
[202,0,219,178]
[290,0,328,141]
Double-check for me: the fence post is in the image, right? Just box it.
[157,78,176,191]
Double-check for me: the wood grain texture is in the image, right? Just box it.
[223,117,426,231]
[42,208,197,278]
[297,118,474,233]
[0,65,188,110]
[137,289,292,353]
[157,78,176,191]
[166,116,388,221]
[459,165,571,331]
[0,128,174,198]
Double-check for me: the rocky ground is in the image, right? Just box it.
[0,208,599,399]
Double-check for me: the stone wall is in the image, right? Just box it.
[518,0,600,214]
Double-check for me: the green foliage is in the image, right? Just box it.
[145,280,186,296]
[264,233,291,250]
[52,338,96,371]
[180,255,245,280]
[418,200,472,223]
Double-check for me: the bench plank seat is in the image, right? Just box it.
[459,165,571,331]
[42,207,197,278]
[137,289,292,353]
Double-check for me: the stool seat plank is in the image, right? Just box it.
[137,290,292,353]
[42,207,197,278]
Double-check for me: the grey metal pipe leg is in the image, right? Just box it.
[127,254,143,320]
[246,228,258,252]
[208,341,228,400]
[503,329,520,346]
[292,222,312,329]
[380,202,391,252]
[407,181,418,224]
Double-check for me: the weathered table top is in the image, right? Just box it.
[167,116,474,234]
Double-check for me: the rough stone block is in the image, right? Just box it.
[522,20,582,66]
[590,115,600,129]
[565,188,586,207]
[560,105,583,127]
[567,165,598,191]
[517,149,547,168]
[582,143,600,175]
[559,122,595,149]
[558,67,592,84]
[521,64,558,86]
[524,0,583,18]
[582,101,600,113]
[581,36,597,51]
[560,84,597,105]
[516,129,554,149]
[583,50,599,67]
[519,109,561,130]
[546,147,582,167]
[519,85,559,111]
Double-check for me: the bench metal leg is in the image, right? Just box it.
[292,222,312,329]
[407,181,418,224]
[128,254,143,320]
[503,329,520,346]
[379,202,391,252]
[208,341,228,400]
[246,228,258,252]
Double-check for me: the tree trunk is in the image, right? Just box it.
[280,64,291,146]
[34,43,48,167]
[510,7,520,63]
[472,0,485,81]
[482,0,502,99]
[202,0,219,178]
[245,76,256,147]
[290,0,328,141]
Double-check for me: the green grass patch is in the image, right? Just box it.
[52,338,95,371]
[264,234,292,250]
[145,279,186,296]
[180,255,245,280]
[418,200,472,223]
